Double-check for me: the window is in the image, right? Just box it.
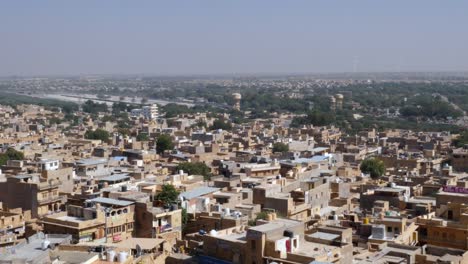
[420,228,427,237]
[394,227,399,234]
[448,210,453,220]
[387,226,392,233]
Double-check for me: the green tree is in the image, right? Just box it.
[84,128,110,142]
[82,100,108,113]
[210,119,232,131]
[112,102,130,115]
[136,133,149,142]
[360,158,385,179]
[249,211,270,226]
[0,155,7,166]
[0,148,24,166]
[291,110,335,127]
[155,184,179,207]
[272,142,289,153]
[453,131,468,148]
[156,134,174,154]
[101,115,115,122]
[181,208,188,227]
[49,117,62,125]
[176,162,212,180]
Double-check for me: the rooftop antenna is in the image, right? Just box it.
[353,56,359,73]
[397,57,403,73]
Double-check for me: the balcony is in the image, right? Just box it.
[38,195,64,205]
[38,181,61,191]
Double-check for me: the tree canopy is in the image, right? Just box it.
[136,133,149,142]
[291,110,335,127]
[176,162,212,181]
[82,100,108,113]
[156,134,174,154]
[0,148,25,166]
[360,158,385,179]
[155,184,179,207]
[84,128,110,142]
[453,131,468,148]
[210,119,233,131]
[272,142,289,153]
[400,95,462,119]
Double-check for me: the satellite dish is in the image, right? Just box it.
[135,244,142,257]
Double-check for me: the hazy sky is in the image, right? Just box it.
[1,1,468,76]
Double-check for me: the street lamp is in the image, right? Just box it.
[102,207,112,243]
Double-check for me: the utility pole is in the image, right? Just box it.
[102,207,112,243]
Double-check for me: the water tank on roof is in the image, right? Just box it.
[107,250,116,262]
[210,230,218,236]
[118,251,128,263]
[224,208,231,216]
[41,239,50,250]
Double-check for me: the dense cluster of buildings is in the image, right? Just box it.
[0,101,467,264]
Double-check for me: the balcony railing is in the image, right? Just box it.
[38,195,64,205]
[38,182,61,190]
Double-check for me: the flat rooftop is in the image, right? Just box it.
[76,158,108,166]
[89,197,134,207]
[180,186,220,200]
[0,234,71,263]
[249,218,301,233]
[218,232,247,243]
[56,215,86,223]
[308,232,340,241]
[98,173,131,182]
[294,240,338,258]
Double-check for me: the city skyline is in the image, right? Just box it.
[1,0,468,76]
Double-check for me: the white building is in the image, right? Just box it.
[130,108,142,118]
[38,159,60,171]
[131,104,158,120]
